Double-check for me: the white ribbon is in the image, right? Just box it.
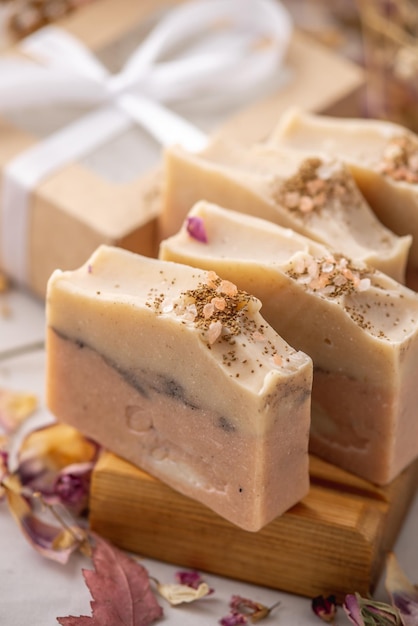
[0,0,292,286]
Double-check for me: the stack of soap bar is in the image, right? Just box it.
[160,201,418,485]
[271,108,418,287]
[46,245,313,531]
[159,137,411,283]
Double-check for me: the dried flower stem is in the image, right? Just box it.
[35,491,88,543]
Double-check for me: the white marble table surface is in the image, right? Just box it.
[0,286,417,626]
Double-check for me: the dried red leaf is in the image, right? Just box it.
[57,534,163,626]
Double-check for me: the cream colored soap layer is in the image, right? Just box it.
[271,108,418,283]
[160,202,418,485]
[159,137,411,283]
[46,245,312,531]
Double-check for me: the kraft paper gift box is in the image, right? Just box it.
[0,0,364,299]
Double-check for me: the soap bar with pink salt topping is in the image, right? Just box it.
[160,201,418,485]
[271,108,418,288]
[159,136,411,284]
[46,245,312,531]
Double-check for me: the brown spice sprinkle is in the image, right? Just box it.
[376,135,418,184]
[276,157,360,215]
[150,272,264,346]
[287,253,373,299]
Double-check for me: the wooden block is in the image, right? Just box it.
[89,452,418,601]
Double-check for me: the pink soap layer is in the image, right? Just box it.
[47,328,310,531]
[311,368,418,485]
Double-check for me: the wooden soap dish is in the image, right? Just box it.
[89,452,418,601]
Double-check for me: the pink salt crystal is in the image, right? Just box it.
[207,320,223,344]
[273,353,283,367]
[284,191,300,208]
[306,178,325,195]
[212,296,226,311]
[299,196,314,213]
[206,270,219,289]
[358,277,371,292]
[203,302,215,319]
[218,280,238,297]
[313,192,326,207]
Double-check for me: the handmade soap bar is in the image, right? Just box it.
[46,245,312,531]
[160,201,418,485]
[159,137,411,283]
[271,108,418,287]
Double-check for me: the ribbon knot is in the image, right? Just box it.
[0,0,292,285]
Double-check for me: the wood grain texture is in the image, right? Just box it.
[89,452,418,601]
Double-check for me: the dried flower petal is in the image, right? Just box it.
[53,461,95,511]
[186,216,208,243]
[0,388,38,434]
[3,474,84,563]
[385,552,418,626]
[155,581,211,605]
[219,613,248,626]
[343,592,403,625]
[228,595,280,623]
[16,423,99,514]
[312,594,337,622]
[175,569,207,589]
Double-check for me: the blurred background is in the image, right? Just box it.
[0,0,416,128]
[3,0,416,129]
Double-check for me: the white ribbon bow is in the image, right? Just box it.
[0,0,292,285]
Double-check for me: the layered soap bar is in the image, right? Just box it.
[271,108,418,287]
[160,201,418,485]
[159,137,411,283]
[46,245,313,531]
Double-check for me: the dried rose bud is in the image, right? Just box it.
[343,592,403,625]
[186,216,208,243]
[312,594,337,623]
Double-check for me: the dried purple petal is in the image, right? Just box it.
[226,594,280,623]
[219,613,248,626]
[4,476,84,563]
[344,594,364,626]
[16,423,99,514]
[175,569,203,589]
[343,592,403,625]
[53,461,94,512]
[186,216,208,243]
[230,595,261,614]
[312,594,337,622]
[385,552,418,626]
